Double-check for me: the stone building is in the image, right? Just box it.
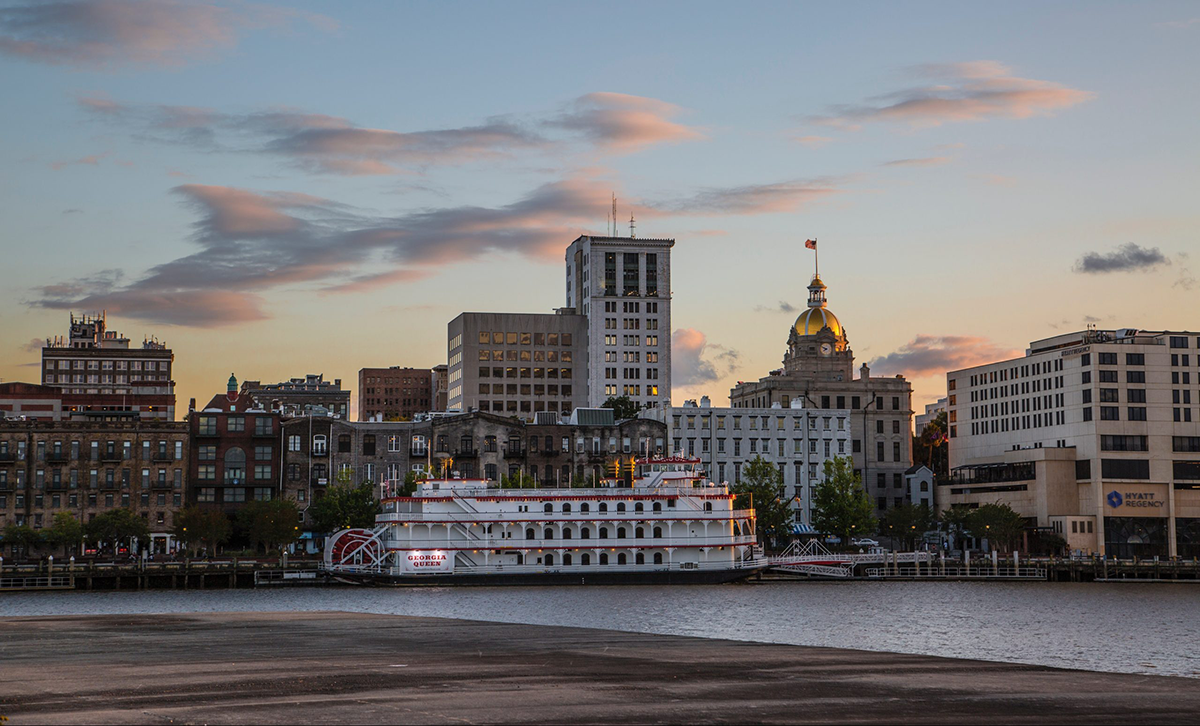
[357,366,432,421]
[446,311,588,419]
[644,397,853,526]
[0,417,189,553]
[0,382,65,421]
[240,374,350,420]
[564,234,673,408]
[187,376,282,516]
[729,273,914,516]
[39,312,175,421]
[432,364,448,412]
[945,328,1200,558]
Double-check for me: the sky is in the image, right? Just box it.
[1,1,1197,420]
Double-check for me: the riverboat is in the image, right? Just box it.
[323,456,765,585]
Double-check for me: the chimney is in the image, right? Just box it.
[188,397,196,413]
[860,363,870,380]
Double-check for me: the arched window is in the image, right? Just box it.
[562,527,573,540]
[653,526,662,538]
[581,527,591,539]
[599,527,609,539]
[635,552,645,565]
[312,435,327,455]
[617,502,626,512]
[600,553,609,565]
[653,552,663,565]
[581,553,591,566]
[635,527,644,539]
[545,554,554,566]
[562,502,571,513]
[652,502,662,512]
[224,447,245,483]
[704,502,713,511]
[543,529,554,540]
[617,527,627,539]
[563,553,572,566]
[580,502,590,513]
[544,503,553,513]
[635,502,644,512]
[617,553,627,565]
[526,528,535,539]
[599,502,608,512]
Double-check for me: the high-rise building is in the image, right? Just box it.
[945,328,1200,558]
[39,313,175,421]
[446,311,587,418]
[564,235,673,409]
[357,367,432,421]
[431,364,448,412]
[729,273,913,516]
[915,397,948,436]
[240,374,349,419]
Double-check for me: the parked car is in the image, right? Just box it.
[851,538,880,547]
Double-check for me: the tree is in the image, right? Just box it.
[730,456,792,551]
[913,411,949,476]
[173,506,232,555]
[500,472,536,489]
[2,524,42,558]
[44,512,85,557]
[601,395,640,421]
[811,456,877,546]
[236,498,301,553]
[86,509,150,552]
[965,502,1026,553]
[878,503,934,550]
[307,482,379,534]
[939,504,973,552]
[400,468,430,496]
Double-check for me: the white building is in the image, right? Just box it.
[564,235,673,409]
[643,396,853,527]
[946,328,1200,558]
[905,465,934,509]
[915,397,948,437]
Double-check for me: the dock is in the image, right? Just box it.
[3,611,1200,724]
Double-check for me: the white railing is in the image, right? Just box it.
[376,509,755,524]
[386,534,759,550]
[391,485,729,499]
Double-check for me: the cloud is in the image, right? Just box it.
[20,337,44,353]
[78,92,699,175]
[548,93,703,152]
[881,156,952,167]
[49,153,107,170]
[61,208,83,215]
[975,173,1017,187]
[672,328,739,388]
[1074,243,1170,274]
[0,0,332,68]
[653,178,843,215]
[1083,315,1101,324]
[1157,18,1200,28]
[794,135,833,148]
[868,335,1021,378]
[1174,252,1196,291]
[754,301,798,313]
[811,61,1094,129]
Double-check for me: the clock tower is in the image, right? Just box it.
[782,274,853,382]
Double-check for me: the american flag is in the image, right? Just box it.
[805,239,817,250]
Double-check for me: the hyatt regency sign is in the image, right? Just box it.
[1106,490,1165,510]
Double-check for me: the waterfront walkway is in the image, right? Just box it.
[2,612,1199,724]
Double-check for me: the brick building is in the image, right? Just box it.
[0,417,189,553]
[240,374,350,419]
[357,367,433,421]
[0,382,65,421]
[188,376,282,516]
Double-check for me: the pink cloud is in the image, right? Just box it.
[881,156,952,167]
[812,61,1094,129]
[0,0,333,68]
[794,135,833,148]
[49,152,107,170]
[868,335,1021,378]
[672,328,739,388]
[550,92,704,152]
[653,178,844,216]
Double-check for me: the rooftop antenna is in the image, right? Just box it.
[611,193,617,237]
[630,212,636,239]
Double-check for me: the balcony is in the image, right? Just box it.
[46,453,70,464]
[152,479,173,489]
[100,453,124,463]
[252,429,275,438]
[0,453,17,464]
[455,448,477,459]
[503,447,525,458]
[151,453,174,463]
[410,448,428,458]
[195,429,219,438]
[310,450,328,458]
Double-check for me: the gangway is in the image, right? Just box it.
[767,540,932,578]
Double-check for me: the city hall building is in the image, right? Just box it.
[945,328,1200,558]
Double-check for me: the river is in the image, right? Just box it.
[3,581,1198,678]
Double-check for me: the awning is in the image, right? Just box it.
[790,523,819,535]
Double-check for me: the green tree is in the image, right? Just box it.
[500,472,536,489]
[601,395,640,420]
[878,503,934,550]
[45,512,86,557]
[965,502,1026,553]
[730,456,792,551]
[811,456,877,546]
[2,523,43,558]
[173,506,232,555]
[86,509,150,552]
[307,482,379,533]
[236,498,301,553]
[400,468,430,496]
[913,411,949,476]
[939,504,973,552]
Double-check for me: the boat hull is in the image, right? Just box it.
[332,567,763,587]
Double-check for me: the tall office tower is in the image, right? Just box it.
[564,235,674,410]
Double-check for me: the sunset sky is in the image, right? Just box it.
[1,1,1197,418]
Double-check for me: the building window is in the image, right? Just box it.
[312,435,327,455]
[227,416,245,433]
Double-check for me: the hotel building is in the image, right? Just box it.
[945,328,1200,558]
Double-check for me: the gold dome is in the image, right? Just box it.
[793,307,842,337]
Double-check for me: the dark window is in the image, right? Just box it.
[1174,437,1200,452]
[1100,407,1120,421]
[1083,408,1093,422]
[1100,459,1150,480]
[1098,352,1117,365]
[1126,353,1145,365]
[1081,353,1091,366]
[1127,389,1146,403]
[1081,371,1091,384]
[1099,389,1119,403]
[337,435,351,453]
[1101,435,1148,452]
[1128,407,1147,421]
[1099,370,1118,383]
[1075,460,1091,479]
[362,435,376,456]
[1174,461,1200,480]
[1126,370,1146,384]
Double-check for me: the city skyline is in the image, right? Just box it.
[2,2,1198,418]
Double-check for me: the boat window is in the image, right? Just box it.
[543,503,553,513]
[563,527,573,539]
[634,502,644,512]
[635,553,645,565]
[581,527,590,539]
[600,553,609,565]
[652,502,662,512]
[580,503,590,513]
[562,553,572,566]
[562,503,571,513]
[653,526,662,538]
[544,529,554,540]
[599,503,608,512]
[617,503,626,512]
[704,502,713,511]
[545,554,554,566]
[525,528,535,539]
[617,527,627,539]
[635,527,644,539]
[617,553,627,565]
[599,527,609,539]
[653,552,663,565]
[581,553,591,566]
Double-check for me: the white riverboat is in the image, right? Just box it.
[323,456,766,585]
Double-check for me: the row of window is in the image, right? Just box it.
[475,331,574,346]
[44,359,169,371]
[0,467,182,490]
[968,357,1064,387]
[1,492,177,516]
[195,415,274,436]
[674,437,848,457]
[674,414,850,431]
[0,439,183,461]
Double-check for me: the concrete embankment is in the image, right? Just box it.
[2,611,1199,724]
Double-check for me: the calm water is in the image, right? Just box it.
[3,582,1198,678]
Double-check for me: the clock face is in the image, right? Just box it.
[820,343,833,356]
